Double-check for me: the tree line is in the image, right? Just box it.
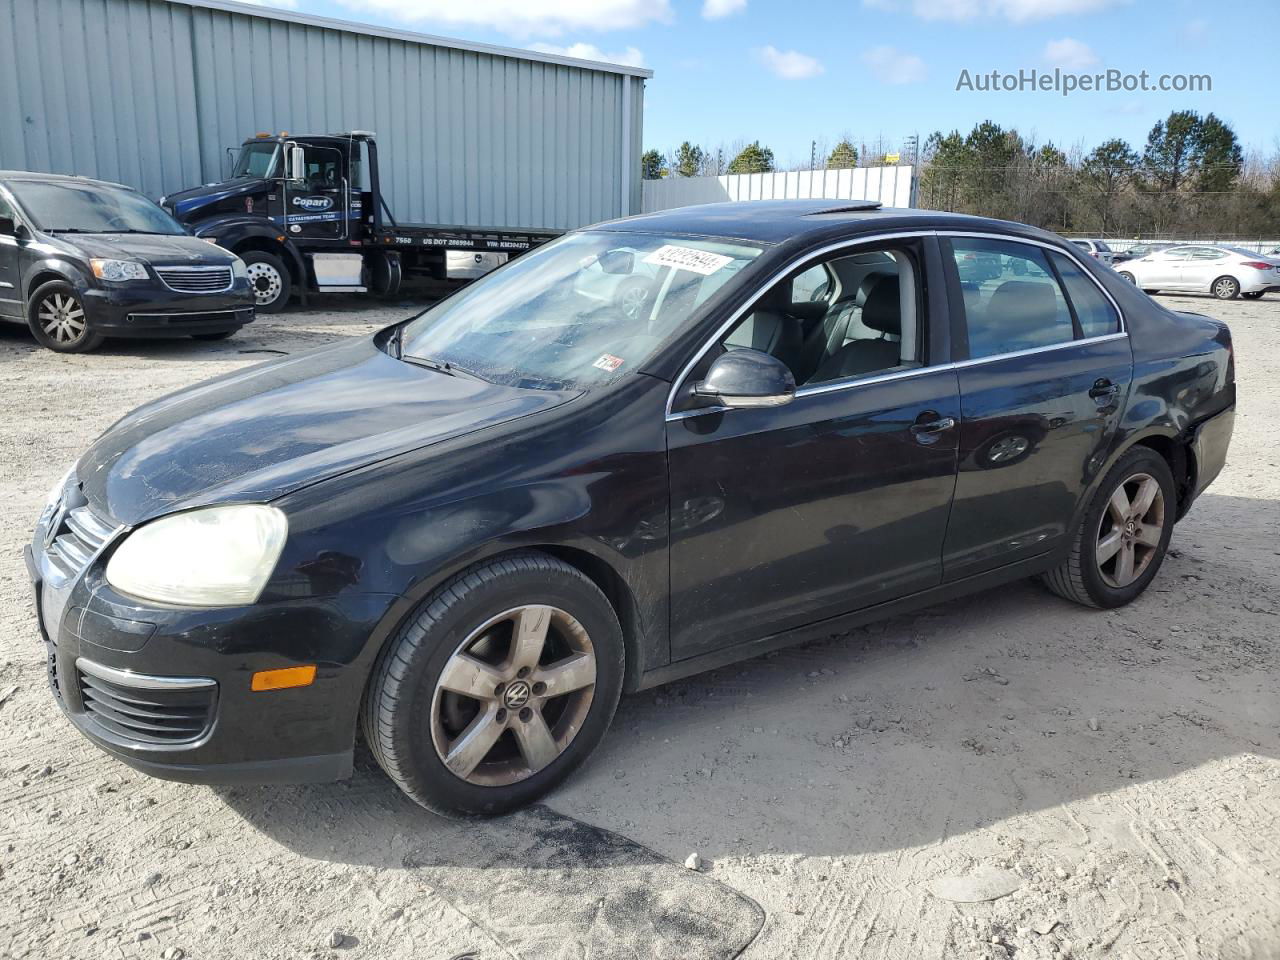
[644,110,1280,239]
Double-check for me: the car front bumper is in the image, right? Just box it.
[25,483,396,785]
[81,280,255,337]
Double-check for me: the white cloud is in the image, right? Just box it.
[861,45,927,84]
[527,42,645,67]
[756,45,825,80]
[1042,37,1098,69]
[702,0,747,19]
[864,0,1114,22]
[336,0,672,36]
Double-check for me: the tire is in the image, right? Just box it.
[1142,289,1159,295]
[239,250,291,313]
[1042,447,1176,609]
[1212,275,1240,300]
[1118,271,1136,284]
[361,551,625,817]
[613,276,654,322]
[1241,291,1264,300]
[191,330,236,341]
[27,281,104,353]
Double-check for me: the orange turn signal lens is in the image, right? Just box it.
[251,665,317,692]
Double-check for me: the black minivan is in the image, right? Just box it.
[0,172,255,352]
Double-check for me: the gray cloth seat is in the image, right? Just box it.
[971,280,1061,356]
[810,276,902,383]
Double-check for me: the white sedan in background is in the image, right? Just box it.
[1117,244,1280,300]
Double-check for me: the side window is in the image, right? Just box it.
[1163,247,1194,261]
[721,246,921,387]
[1188,246,1224,261]
[1049,252,1119,338]
[950,238,1074,359]
[302,147,342,190]
[0,194,12,220]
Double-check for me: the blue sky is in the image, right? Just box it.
[243,0,1276,167]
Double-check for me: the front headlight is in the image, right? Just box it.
[230,256,248,279]
[90,259,149,282]
[38,465,75,525]
[106,505,287,606]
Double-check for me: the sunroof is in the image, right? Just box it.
[806,202,884,215]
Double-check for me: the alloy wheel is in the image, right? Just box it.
[429,604,597,787]
[1213,277,1239,300]
[246,262,283,306]
[37,293,87,345]
[1095,472,1165,588]
[619,284,648,321]
[986,435,1030,464]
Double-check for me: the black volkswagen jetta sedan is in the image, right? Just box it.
[26,201,1235,816]
[0,172,254,352]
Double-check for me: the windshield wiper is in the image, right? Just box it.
[402,353,487,383]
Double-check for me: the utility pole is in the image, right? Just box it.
[810,140,816,171]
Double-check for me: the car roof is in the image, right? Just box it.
[0,170,132,190]
[587,200,1068,247]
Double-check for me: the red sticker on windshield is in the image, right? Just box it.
[593,354,625,372]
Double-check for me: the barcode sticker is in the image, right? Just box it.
[642,245,734,276]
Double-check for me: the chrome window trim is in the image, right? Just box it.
[665,228,1129,423]
[76,657,217,691]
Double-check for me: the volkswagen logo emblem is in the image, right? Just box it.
[503,680,532,709]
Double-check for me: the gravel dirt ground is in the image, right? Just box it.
[1,293,1277,960]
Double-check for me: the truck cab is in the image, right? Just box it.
[162,132,557,312]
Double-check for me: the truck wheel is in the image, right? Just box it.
[241,251,291,313]
[1041,447,1175,609]
[27,281,104,353]
[361,551,625,818]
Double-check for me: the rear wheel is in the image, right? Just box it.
[240,250,291,313]
[1212,276,1240,300]
[27,281,104,353]
[1042,447,1176,609]
[362,552,624,817]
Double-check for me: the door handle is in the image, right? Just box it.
[910,415,956,439]
[1089,378,1120,399]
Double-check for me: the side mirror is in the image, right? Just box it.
[0,217,15,237]
[287,145,306,182]
[693,349,796,409]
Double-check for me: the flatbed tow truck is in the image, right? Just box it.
[161,131,561,311]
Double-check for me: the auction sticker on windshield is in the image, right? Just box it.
[643,245,734,276]
[592,354,625,372]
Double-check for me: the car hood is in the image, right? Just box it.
[53,232,239,266]
[164,177,267,222]
[77,336,579,526]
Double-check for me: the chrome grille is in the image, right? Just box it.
[77,667,216,745]
[154,266,234,293]
[46,505,117,581]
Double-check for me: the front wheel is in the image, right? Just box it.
[361,552,624,817]
[1042,447,1175,608]
[1212,275,1240,300]
[239,250,292,313]
[27,281,104,353]
[1118,271,1136,284]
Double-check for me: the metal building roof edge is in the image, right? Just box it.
[162,0,655,78]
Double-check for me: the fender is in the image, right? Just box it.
[21,254,89,300]
[189,215,308,286]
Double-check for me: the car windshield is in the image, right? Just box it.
[232,141,280,179]
[399,231,764,389]
[10,180,186,235]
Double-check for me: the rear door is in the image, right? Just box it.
[938,235,1132,580]
[665,237,960,660]
[0,189,22,319]
[1179,246,1229,293]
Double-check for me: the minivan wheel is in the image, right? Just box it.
[240,250,291,313]
[27,281,104,353]
[1212,276,1240,300]
[1042,447,1176,609]
[361,552,624,817]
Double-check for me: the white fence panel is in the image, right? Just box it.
[642,166,915,214]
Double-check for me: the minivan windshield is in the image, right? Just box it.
[10,180,186,235]
[399,231,764,389]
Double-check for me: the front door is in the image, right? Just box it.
[1146,247,1193,289]
[939,236,1133,580]
[666,239,960,660]
[0,191,23,319]
[283,143,347,241]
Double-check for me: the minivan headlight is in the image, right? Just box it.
[90,259,149,282]
[106,505,287,606]
[230,256,248,279]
